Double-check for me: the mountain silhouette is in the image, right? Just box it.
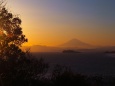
[59,39,93,49]
[22,40,115,52]
[22,45,61,52]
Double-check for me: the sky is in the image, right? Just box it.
[7,0,115,46]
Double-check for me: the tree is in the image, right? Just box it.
[0,2,50,86]
[0,0,27,59]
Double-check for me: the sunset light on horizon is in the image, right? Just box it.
[7,0,115,46]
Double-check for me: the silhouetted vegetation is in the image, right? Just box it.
[1,54,115,86]
[0,1,115,86]
[0,0,27,60]
[0,55,49,86]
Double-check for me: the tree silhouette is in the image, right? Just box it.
[0,1,27,59]
[0,2,50,86]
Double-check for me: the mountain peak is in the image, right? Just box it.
[59,38,93,49]
[68,38,83,43]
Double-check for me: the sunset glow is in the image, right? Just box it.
[7,0,115,46]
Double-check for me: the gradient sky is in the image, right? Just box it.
[7,0,115,46]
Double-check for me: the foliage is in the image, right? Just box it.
[51,65,90,86]
[0,1,27,59]
[0,55,49,86]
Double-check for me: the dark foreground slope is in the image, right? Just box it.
[0,52,115,86]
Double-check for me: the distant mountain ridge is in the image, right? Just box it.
[22,45,61,52]
[22,39,115,52]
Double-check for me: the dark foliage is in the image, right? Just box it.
[0,1,49,86]
[0,54,49,86]
[51,65,90,86]
[0,1,27,59]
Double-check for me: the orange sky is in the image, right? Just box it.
[7,0,115,46]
